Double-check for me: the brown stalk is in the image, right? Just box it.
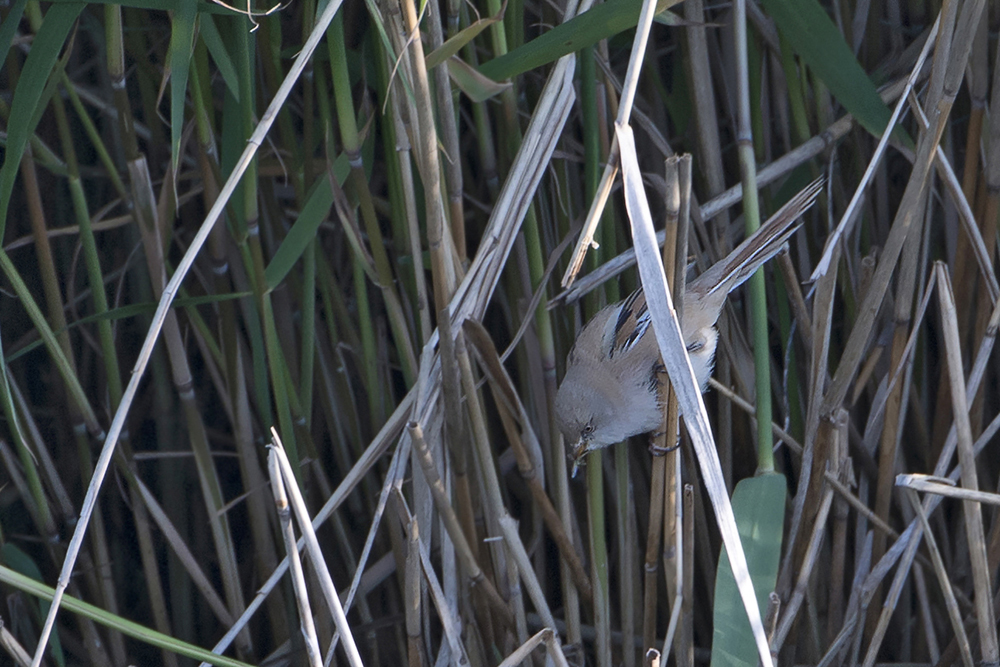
[399,0,457,311]
[965,28,1000,443]
[438,310,479,557]
[407,420,515,628]
[935,264,1000,662]
[826,409,851,644]
[677,484,694,667]
[405,519,426,667]
[461,319,594,604]
[643,155,687,653]
[903,487,974,667]
[868,175,925,636]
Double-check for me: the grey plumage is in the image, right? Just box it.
[555,179,823,463]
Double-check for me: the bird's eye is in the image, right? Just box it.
[582,424,595,436]
[686,340,704,353]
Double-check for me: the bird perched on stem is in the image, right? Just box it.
[555,179,823,467]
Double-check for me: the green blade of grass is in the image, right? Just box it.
[760,0,893,139]
[0,1,83,237]
[711,473,787,667]
[199,12,240,100]
[0,564,255,667]
[0,0,29,73]
[265,154,350,290]
[425,1,505,70]
[478,0,677,80]
[168,0,198,175]
[1,545,65,666]
[6,292,253,364]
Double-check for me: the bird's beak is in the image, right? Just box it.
[570,439,590,478]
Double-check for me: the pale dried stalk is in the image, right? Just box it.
[267,449,323,667]
[559,0,663,287]
[400,0,456,311]
[902,488,973,667]
[394,489,470,666]
[934,263,999,662]
[408,420,514,626]
[898,474,1000,505]
[499,513,558,631]
[270,430,363,667]
[617,121,772,667]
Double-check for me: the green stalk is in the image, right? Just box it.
[354,255,382,429]
[587,454,610,667]
[105,7,184,662]
[328,12,417,385]
[300,242,317,423]
[734,0,773,471]
[778,32,812,146]
[54,80,132,661]
[459,4,499,198]
[0,249,101,435]
[227,11,299,470]
[193,43,289,637]
[0,372,53,538]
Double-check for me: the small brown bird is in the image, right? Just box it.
[555,180,822,464]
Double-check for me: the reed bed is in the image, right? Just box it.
[0,0,997,666]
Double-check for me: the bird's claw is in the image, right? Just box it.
[648,433,680,456]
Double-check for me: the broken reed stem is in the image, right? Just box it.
[267,450,322,667]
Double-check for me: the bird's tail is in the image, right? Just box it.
[696,177,824,298]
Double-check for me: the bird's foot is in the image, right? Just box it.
[648,432,680,456]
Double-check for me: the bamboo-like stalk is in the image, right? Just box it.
[327,11,417,384]
[733,0,773,470]
[398,0,456,312]
[682,0,734,478]
[645,156,684,657]
[949,12,988,343]
[965,26,1000,442]
[586,450,610,667]
[826,409,851,643]
[426,0,465,262]
[383,58,432,344]
[190,45,291,643]
[869,180,925,622]
[130,157,252,656]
